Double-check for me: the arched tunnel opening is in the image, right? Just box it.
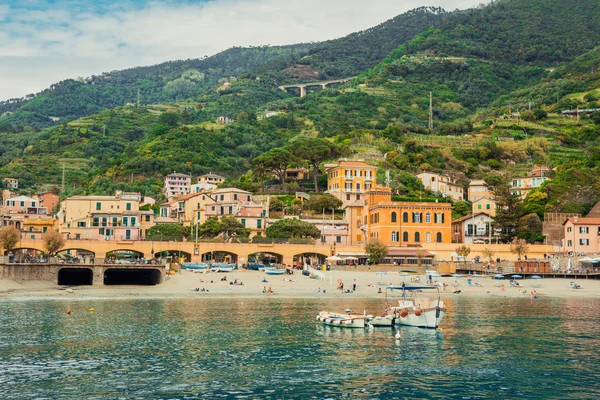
[103,268,162,286]
[58,268,93,286]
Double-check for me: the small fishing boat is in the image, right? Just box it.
[211,263,235,273]
[182,262,209,270]
[368,314,395,327]
[316,309,370,328]
[265,268,284,275]
[383,284,446,329]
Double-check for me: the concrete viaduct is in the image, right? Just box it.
[278,77,355,97]
[11,238,553,266]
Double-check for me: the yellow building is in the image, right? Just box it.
[472,197,497,217]
[325,160,377,206]
[468,180,494,202]
[59,192,153,241]
[345,187,452,246]
[21,216,57,240]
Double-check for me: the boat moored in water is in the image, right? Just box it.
[384,284,446,329]
[317,310,370,328]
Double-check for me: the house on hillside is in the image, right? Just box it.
[452,213,493,244]
[416,172,464,201]
[216,116,234,125]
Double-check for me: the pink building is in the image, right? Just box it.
[3,195,47,215]
[562,217,600,253]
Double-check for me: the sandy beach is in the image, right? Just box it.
[0,269,598,300]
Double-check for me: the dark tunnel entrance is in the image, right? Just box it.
[103,268,162,286]
[58,268,93,286]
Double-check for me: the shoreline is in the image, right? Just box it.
[1,269,598,300]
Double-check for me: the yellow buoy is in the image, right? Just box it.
[89,308,95,313]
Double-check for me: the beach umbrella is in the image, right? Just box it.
[451,274,463,278]
[494,274,505,279]
[327,256,343,261]
[530,275,542,279]
[343,256,358,261]
[511,275,523,279]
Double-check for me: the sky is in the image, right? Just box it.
[0,0,483,101]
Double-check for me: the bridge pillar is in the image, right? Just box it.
[300,86,306,97]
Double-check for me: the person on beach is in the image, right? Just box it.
[378,287,382,294]
[352,279,357,292]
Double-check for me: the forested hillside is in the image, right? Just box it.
[1,0,600,234]
[0,7,446,129]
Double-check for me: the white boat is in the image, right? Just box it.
[384,284,446,329]
[368,314,395,327]
[211,263,235,273]
[316,310,370,328]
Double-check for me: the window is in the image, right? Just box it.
[257,220,262,229]
[436,232,442,243]
[43,227,47,233]
[412,213,421,223]
[247,196,251,201]
[102,217,107,227]
[20,201,24,206]
[486,204,491,210]
[346,194,351,201]
[415,232,421,242]
[234,194,238,200]
[391,212,397,223]
[220,195,224,201]
[403,232,409,242]
[391,232,398,242]
[96,202,101,210]
[403,213,409,223]
[478,204,482,210]
[145,215,151,222]
[130,217,136,227]
[567,227,572,233]
[93,217,99,227]
[579,227,589,234]
[425,232,431,243]
[336,236,341,243]
[122,217,128,227]
[125,229,131,240]
[113,217,118,226]
[356,195,361,200]
[29,227,33,232]
[228,206,232,214]
[126,203,131,211]
[580,239,590,246]
[426,213,431,223]
[77,221,86,228]
[567,240,572,247]
[99,228,105,235]
[241,219,246,226]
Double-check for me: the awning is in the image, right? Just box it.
[337,252,366,257]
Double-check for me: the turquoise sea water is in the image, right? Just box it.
[0,296,598,399]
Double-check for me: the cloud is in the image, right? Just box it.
[0,0,483,100]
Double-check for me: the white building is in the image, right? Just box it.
[416,172,464,201]
[163,172,191,201]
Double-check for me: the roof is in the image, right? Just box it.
[369,201,452,210]
[452,213,490,224]
[5,195,36,201]
[174,192,205,201]
[212,188,251,194]
[166,173,190,178]
[324,160,377,170]
[65,195,117,201]
[473,197,495,204]
[564,217,600,226]
[199,173,225,179]
[469,180,487,186]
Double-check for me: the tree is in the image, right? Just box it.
[266,219,321,239]
[365,240,387,265]
[491,178,524,242]
[44,230,65,255]
[197,217,223,239]
[416,249,428,268]
[304,194,343,213]
[219,217,251,239]
[0,226,20,254]
[269,198,285,212]
[482,247,495,264]
[290,138,339,192]
[455,245,471,258]
[510,237,529,259]
[252,148,295,184]
[251,159,269,192]
[146,224,188,241]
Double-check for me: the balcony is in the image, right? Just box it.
[364,176,373,181]
[344,175,354,180]
[343,189,364,194]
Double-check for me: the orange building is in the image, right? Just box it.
[346,187,452,246]
[37,192,60,214]
[325,160,377,206]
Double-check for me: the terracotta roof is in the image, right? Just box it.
[586,201,600,218]
[174,192,204,201]
[564,217,600,225]
[452,213,490,223]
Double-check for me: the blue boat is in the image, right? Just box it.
[182,262,209,270]
[265,269,284,275]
